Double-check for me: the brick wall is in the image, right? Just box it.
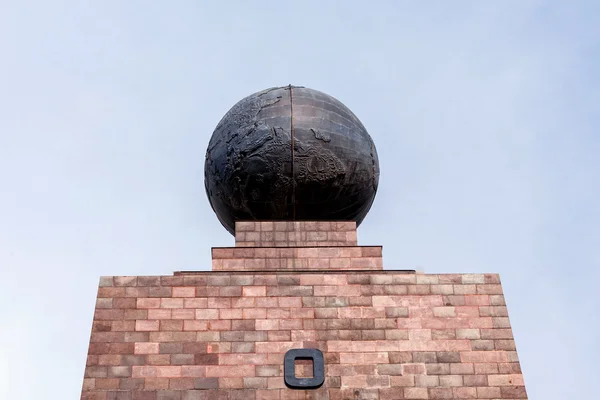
[81,271,527,399]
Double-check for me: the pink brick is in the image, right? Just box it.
[256,341,302,353]
[373,296,400,307]
[300,274,347,285]
[428,388,454,399]
[184,298,208,308]
[255,390,279,399]
[144,378,170,390]
[256,319,280,330]
[279,319,303,330]
[147,309,171,319]
[390,375,415,387]
[205,365,255,377]
[330,258,351,269]
[402,364,426,375]
[338,307,362,318]
[244,377,268,389]
[452,387,477,398]
[408,329,432,341]
[135,320,159,331]
[243,308,267,319]
[195,309,219,319]
[179,366,206,377]
[220,354,268,365]
[431,285,454,295]
[220,377,245,388]
[94,378,120,389]
[172,309,195,319]
[149,332,196,342]
[291,330,316,341]
[208,298,231,308]
[501,386,528,399]
[476,284,503,294]
[183,320,208,331]
[433,307,456,317]
[454,285,477,295]
[461,351,508,363]
[161,298,184,308]
[220,309,243,319]
[451,363,474,375]
[461,274,485,284]
[155,366,181,377]
[134,342,159,354]
[464,295,490,306]
[455,306,480,317]
[94,309,124,320]
[396,318,422,329]
[487,374,523,386]
[439,375,463,387]
[110,321,135,331]
[438,274,462,284]
[292,308,314,319]
[207,320,232,330]
[137,298,160,308]
[404,387,429,399]
[481,328,513,339]
[267,308,291,319]
[98,287,125,298]
[474,363,499,374]
[468,317,493,328]
[146,355,170,365]
[456,329,480,339]
[172,287,195,297]
[268,331,291,341]
[278,297,302,307]
[253,297,275,308]
[233,297,257,308]
[126,287,150,298]
[476,387,501,398]
[243,286,266,296]
[169,377,195,390]
[132,366,156,378]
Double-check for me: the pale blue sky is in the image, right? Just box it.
[1,1,598,398]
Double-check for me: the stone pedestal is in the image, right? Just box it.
[81,222,528,399]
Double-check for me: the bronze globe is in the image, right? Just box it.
[204,85,379,235]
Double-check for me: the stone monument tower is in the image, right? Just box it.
[81,86,528,399]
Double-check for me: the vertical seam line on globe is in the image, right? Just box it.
[289,84,296,220]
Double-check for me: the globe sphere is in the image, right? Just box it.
[204,85,379,235]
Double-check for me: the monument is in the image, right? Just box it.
[81,85,528,399]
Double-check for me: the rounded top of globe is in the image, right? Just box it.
[204,85,379,235]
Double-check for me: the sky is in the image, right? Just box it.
[0,1,598,398]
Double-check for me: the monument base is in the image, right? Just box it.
[81,222,527,399]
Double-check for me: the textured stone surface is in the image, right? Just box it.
[81,272,527,399]
[204,86,379,235]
